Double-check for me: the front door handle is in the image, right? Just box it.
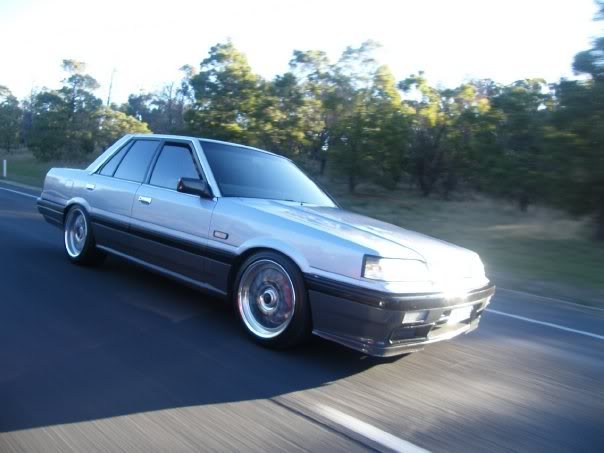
[85,183,95,191]
[138,196,152,205]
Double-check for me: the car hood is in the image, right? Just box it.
[238,199,484,282]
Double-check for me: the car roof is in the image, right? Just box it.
[127,133,279,157]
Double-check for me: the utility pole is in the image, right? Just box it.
[106,68,116,107]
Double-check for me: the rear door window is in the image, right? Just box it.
[113,140,160,183]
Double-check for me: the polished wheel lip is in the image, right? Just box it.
[64,207,87,258]
[238,259,296,339]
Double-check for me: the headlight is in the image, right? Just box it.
[362,256,430,282]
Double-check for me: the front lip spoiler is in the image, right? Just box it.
[305,274,495,311]
[313,316,482,357]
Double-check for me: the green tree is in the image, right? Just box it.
[369,65,409,189]
[549,3,604,238]
[28,59,144,161]
[185,41,262,143]
[29,60,102,160]
[329,91,375,192]
[399,75,500,198]
[0,86,22,152]
[252,73,309,155]
[289,49,333,173]
[122,92,154,123]
[94,107,151,149]
[399,73,451,196]
[59,59,102,156]
[486,79,551,211]
[28,90,70,161]
[440,82,494,198]
[291,41,384,177]
[327,42,384,191]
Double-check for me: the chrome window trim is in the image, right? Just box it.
[193,139,222,198]
[89,172,142,187]
[111,138,163,184]
[147,141,202,189]
[145,139,198,182]
[86,133,309,200]
[138,182,210,201]
[197,138,336,206]
[87,134,133,174]
[198,137,278,157]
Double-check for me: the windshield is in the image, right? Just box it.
[200,140,336,206]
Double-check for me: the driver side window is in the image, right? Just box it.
[149,143,200,190]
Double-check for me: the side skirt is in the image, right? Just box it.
[97,244,228,300]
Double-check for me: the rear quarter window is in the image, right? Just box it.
[99,144,130,176]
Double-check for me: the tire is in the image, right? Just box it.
[233,251,311,349]
[63,205,106,266]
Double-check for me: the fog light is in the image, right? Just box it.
[402,310,428,324]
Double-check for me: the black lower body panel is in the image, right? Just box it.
[91,216,233,296]
[37,198,64,228]
[306,281,495,357]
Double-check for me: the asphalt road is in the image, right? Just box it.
[0,181,603,452]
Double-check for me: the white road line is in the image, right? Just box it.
[0,186,39,200]
[315,404,430,453]
[486,309,604,341]
[498,287,604,312]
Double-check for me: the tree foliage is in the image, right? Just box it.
[548,5,604,238]
[185,41,262,143]
[3,4,604,238]
[95,107,151,149]
[486,79,552,211]
[0,86,22,152]
[25,60,148,161]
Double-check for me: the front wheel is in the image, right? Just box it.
[233,251,311,349]
[63,206,105,266]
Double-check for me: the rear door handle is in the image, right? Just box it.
[85,183,95,191]
[138,196,152,205]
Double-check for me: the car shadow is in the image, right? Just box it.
[0,254,403,432]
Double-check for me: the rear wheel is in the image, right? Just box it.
[63,206,105,266]
[234,251,311,349]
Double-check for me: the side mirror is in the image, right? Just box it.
[177,177,213,199]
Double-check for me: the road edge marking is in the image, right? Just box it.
[498,287,604,312]
[0,179,43,191]
[0,186,39,200]
[486,308,604,341]
[314,404,431,453]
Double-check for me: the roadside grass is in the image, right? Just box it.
[2,150,603,306]
[0,148,84,187]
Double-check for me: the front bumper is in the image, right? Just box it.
[305,275,495,357]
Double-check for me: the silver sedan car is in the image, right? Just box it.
[37,134,495,357]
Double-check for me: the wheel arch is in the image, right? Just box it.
[64,197,93,217]
[227,241,310,300]
[228,246,314,348]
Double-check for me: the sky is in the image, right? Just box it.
[0,0,601,104]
